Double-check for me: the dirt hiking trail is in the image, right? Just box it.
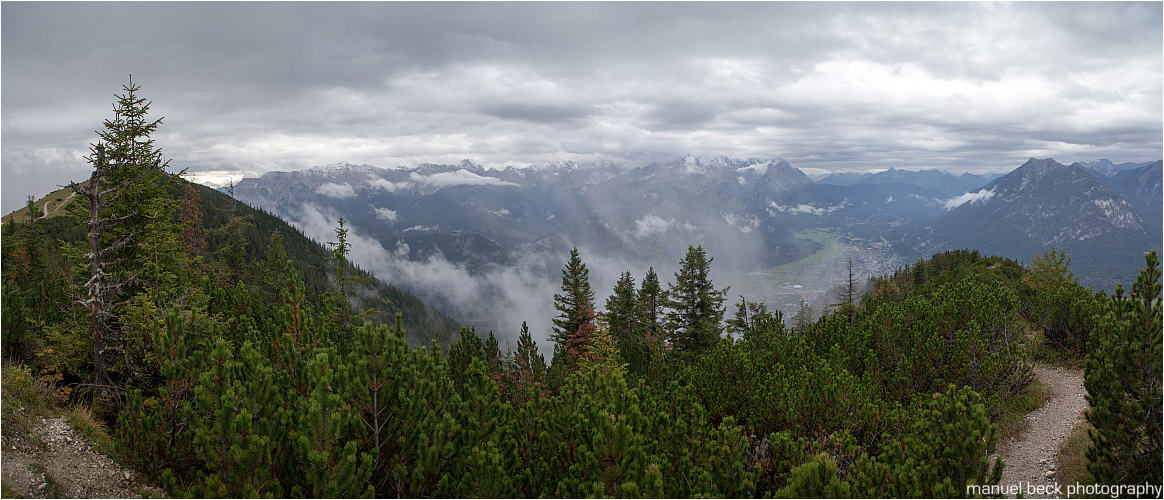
[995,363,1088,499]
[1,415,162,498]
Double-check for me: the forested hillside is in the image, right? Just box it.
[2,83,1159,498]
[3,173,460,355]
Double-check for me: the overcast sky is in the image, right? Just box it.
[3,2,1161,214]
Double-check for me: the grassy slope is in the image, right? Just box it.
[1,185,85,225]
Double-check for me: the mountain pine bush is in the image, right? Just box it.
[1084,250,1162,486]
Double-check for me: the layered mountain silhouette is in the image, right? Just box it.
[1072,159,1155,178]
[230,155,1160,291]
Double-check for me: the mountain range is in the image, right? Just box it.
[229,155,1161,320]
[231,155,1005,268]
[1071,159,1156,178]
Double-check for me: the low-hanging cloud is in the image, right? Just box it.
[409,169,519,188]
[634,215,672,238]
[634,214,698,238]
[291,202,655,357]
[943,188,996,210]
[769,202,843,216]
[722,212,759,234]
[370,178,411,192]
[317,182,356,198]
[372,207,398,221]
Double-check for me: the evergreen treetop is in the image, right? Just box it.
[551,246,595,353]
[663,245,728,358]
[637,267,664,342]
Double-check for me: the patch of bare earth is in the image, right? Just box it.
[1,416,162,498]
[995,363,1088,499]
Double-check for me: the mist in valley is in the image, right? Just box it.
[290,199,899,354]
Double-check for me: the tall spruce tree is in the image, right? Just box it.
[637,267,664,342]
[551,246,595,356]
[67,78,175,391]
[605,271,640,363]
[324,217,368,332]
[663,246,728,358]
[1084,250,1163,486]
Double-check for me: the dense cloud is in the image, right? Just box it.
[3,2,1161,213]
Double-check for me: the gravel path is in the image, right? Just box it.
[995,363,1088,499]
[1,416,162,498]
[41,191,76,219]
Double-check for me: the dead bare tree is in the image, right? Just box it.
[67,142,159,391]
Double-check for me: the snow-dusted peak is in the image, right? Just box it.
[459,159,485,172]
[526,159,627,172]
[307,162,383,175]
[669,155,792,176]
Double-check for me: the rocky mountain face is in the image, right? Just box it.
[920,158,1156,289]
[1104,160,1163,246]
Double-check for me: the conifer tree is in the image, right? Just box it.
[834,256,858,324]
[448,326,487,399]
[485,331,503,376]
[551,246,595,357]
[562,307,600,370]
[792,298,814,334]
[352,317,421,497]
[177,185,206,261]
[879,385,1003,498]
[292,349,374,498]
[663,245,729,358]
[67,78,175,392]
[207,181,255,290]
[606,271,643,365]
[637,267,664,342]
[1084,250,1162,485]
[324,217,369,332]
[403,343,464,497]
[727,297,783,342]
[1,200,71,361]
[510,321,546,392]
[452,358,517,497]
[262,229,306,315]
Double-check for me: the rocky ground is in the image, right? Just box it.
[1,415,162,499]
[995,363,1089,499]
